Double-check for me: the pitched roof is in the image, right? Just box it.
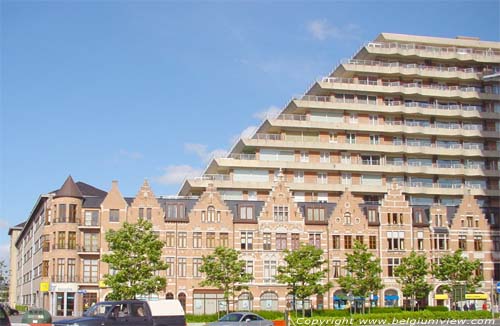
[54,176,83,198]
[76,182,107,197]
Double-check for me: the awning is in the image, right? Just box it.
[465,293,488,300]
[435,294,449,300]
[385,295,399,300]
[334,295,347,300]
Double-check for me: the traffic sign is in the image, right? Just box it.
[496,282,500,293]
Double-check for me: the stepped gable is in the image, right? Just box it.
[380,182,411,216]
[130,179,164,223]
[101,180,128,209]
[450,192,489,229]
[258,170,303,227]
[54,175,83,199]
[328,188,366,230]
[131,179,161,208]
[190,183,233,225]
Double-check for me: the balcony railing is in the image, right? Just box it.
[321,77,497,95]
[366,42,500,57]
[296,95,486,113]
[77,245,100,253]
[343,59,485,75]
[52,218,79,224]
[52,244,77,250]
[79,219,100,227]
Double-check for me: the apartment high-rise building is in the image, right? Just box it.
[9,33,500,315]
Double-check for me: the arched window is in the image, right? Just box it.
[260,292,278,311]
[238,292,253,311]
[384,289,399,307]
[344,212,352,225]
[207,206,215,223]
[166,292,174,300]
[333,290,347,310]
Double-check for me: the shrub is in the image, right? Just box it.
[425,306,449,312]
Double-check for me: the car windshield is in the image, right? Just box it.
[83,303,115,317]
[219,313,243,322]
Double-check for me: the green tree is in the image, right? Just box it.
[394,251,432,311]
[432,249,483,307]
[337,241,383,314]
[102,218,168,300]
[276,244,333,317]
[199,246,253,313]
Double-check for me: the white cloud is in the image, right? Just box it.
[184,143,227,163]
[230,125,259,144]
[307,19,361,41]
[155,165,203,185]
[253,105,281,120]
[118,149,143,160]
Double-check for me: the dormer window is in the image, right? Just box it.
[240,206,254,220]
[166,204,185,219]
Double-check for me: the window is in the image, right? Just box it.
[476,264,484,277]
[346,133,356,144]
[459,235,467,250]
[370,134,380,145]
[294,171,304,183]
[306,207,326,222]
[58,204,66,222]
[167,204,185,219]
[388,258,400,277]
[166,232,175,247]
[369,115,378,125]
[178,258,186,277]
[317,172,328,184]
[139,208,144,219]
[291,233,300,250]
[68,232,76,250]
[300,151,309,163]
[193,258,202,278]
[42,261,49,277]
[493,236,500,251]
[309,233,321,248]
[341,152,351,164]
[166,257,175,277]
[263,233,271,250]
[193,232,202,248]
[474,235,482,251]
[178,232,187,248]
[467,216,474,227]
[207,232,216,248]
[68,204,77,223]
[355,235,364,245]
[57,231,66,249]
[205,206,218,223]
[240,206,254,220]
[241,232,253,250]
[344,213,352,225]
[109,209,119,222]
[83,259,98,283]
[220,233,229,247]
[146,208,152,220]
[276,233,287,250]
[57,258,65,281]
[433,234,449,250]
[350,113,358,124]
[332,235,340,249]
[244,261,254,278]
[83,233,99,252]
[341,173,352,185]
[367,209,378,223]
[84,210,99,226]
[320,151,330,163]
[273,206,289,221]
[344,235,352,249]
[387,231,405,250]
[369,236,377,249]
[67,258,76,282]
[332,261,341,278]
[263,261,277,283]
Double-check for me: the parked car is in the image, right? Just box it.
[207,312,273,326]
[0,304,19,316]
[53,299,185,326]
[0,305,10,326]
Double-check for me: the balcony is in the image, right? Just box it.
[293,95,499,119]
[51,275,80,283]
[51,218,79,224]
[77,246,100,255]
[319,78,499,100]
[341,59,485,80]
[268,115,499,139]
[52,244,77,250]
[242,135,500,158]
[78,219,100,229]
[364,42,500,63]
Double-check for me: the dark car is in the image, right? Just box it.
[207,312,273,326]
[0,305,10,326]
[0,304,18,316]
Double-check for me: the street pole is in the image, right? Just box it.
[491,278,494,320]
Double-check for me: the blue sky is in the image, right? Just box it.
[1,0,499,261]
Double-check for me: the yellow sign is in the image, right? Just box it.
[435,294,448,300]
[98,280,107,288]
[40,282,49,292]
[465,293,488,300]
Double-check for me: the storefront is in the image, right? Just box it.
[384,289,399,307]
[49,283,78,317]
